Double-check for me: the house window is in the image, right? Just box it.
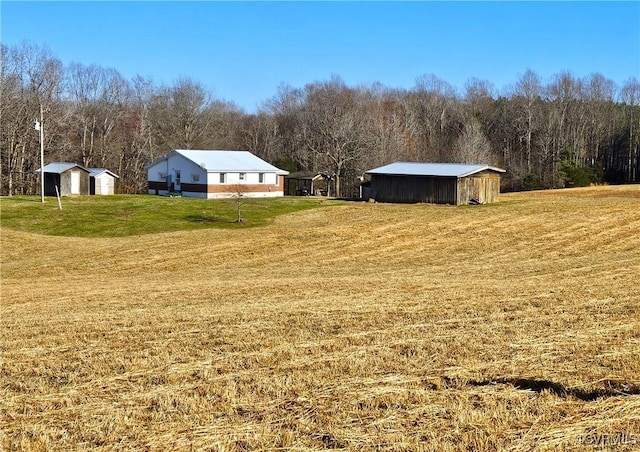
[175,170,181,184]
[275,175,279,186]
[159,172,167,180]
[239,173,246,181]
[259,173,264,183]
[220,173,226,183]
[192,174,200,182]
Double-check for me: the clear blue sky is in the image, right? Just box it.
[2,1,639,112]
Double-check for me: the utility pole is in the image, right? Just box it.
[35,104,44,202]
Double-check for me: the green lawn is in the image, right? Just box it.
[0,195,341,237]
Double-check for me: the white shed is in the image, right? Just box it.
[89,168,119,195]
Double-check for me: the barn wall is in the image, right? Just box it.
[371,175,458,204]
[59,172,71,195]
[78,171,90,195]
[457,172,502,205]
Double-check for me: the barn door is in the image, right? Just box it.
[70,171,80,195]
[469,176,483,204]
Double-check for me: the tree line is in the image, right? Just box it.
[2,41,639,198]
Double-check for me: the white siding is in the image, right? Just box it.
[147,155,207,192]
[210,172,279,185]
[167,156,202,185]
[95,174,115,195]
[147,160,169,182]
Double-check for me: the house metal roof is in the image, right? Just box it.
[89,168,119,178]
[37,162,90,174]
[146,150,289,175]
[366,162,505,178]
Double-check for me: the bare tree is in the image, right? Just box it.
[167,77,212,149]
[583,74,616,165]
[263,83,308,170]
[300,76,372,197]
[452,118,496,164]
[357,84,407,171]
[118,75,158,193]
[0,42,63,195]
[405,74,461,162]
[513,69,543,174]
[620,78,640,182]
[65,63,128,168]
[3,41,640,196]
[230,184,248,223]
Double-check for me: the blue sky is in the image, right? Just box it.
[2,1,639,112]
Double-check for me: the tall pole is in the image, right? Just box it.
[39,104,45,202]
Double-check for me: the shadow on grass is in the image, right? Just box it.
[183,214,227,224]
[438,376,640,401]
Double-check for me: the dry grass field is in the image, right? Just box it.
[2,185,640,451]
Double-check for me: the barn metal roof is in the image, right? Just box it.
[366,162,505,178]
[37,162,90,174]
[146,150,289,175]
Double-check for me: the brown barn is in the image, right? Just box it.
[365,162,505,205]
[38,163,91,196]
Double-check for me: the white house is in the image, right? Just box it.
[89,168,119,195]
[145,149,289,198]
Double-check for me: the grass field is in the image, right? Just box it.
[0,195,336,237]
[2,186,639,451]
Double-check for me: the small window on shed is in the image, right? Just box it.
[192,174,200,182]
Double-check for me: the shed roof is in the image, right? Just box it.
[366,162,505,178]
[285,171,324,180]
[146,150,289,175]
[37,162,90,174]
[89,168,119,179]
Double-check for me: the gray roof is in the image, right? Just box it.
[89,168,119,178]
[285,171,324,180]
[146,150,289,175]
[37,162,90,174]
[366,162,505,178]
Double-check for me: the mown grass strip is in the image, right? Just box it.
[0,195,342,237]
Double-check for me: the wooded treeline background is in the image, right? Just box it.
[2,42,639,197]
